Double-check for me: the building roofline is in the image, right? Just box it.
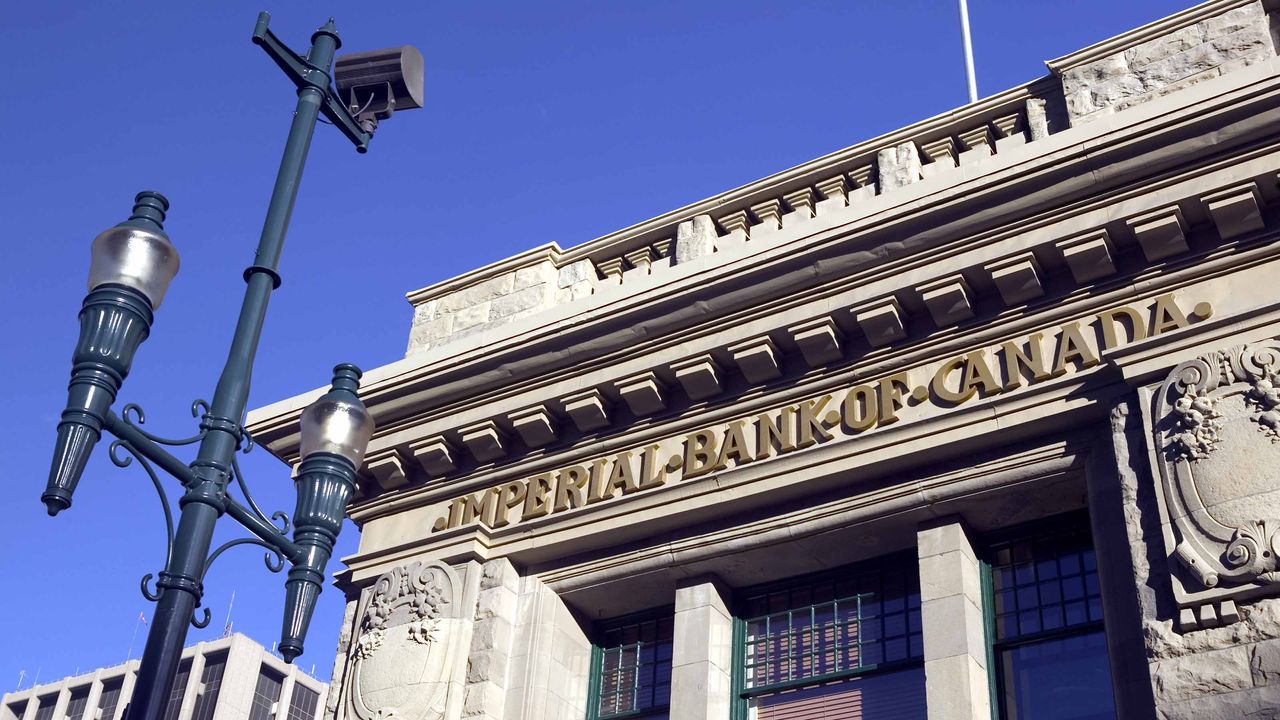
[1046,0,1259,73]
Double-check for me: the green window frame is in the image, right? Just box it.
[980,512,1116,720]
[586,607,675,720]
[731,554,925,720]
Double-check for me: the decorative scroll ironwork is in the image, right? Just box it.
[109,439,175,603]
[203,537,286,580]
[231,453,290,535]
[119,401,209,447]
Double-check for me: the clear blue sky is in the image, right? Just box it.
[1,0,1185,690]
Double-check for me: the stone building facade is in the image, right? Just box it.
[0,634,327,720]
[247,1,1280,718]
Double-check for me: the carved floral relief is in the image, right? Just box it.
[1145,341,1280,629]
[342,561,464,720]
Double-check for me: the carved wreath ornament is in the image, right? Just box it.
[357,566,448,659]
[344,560,460,720]
[1148,342,1280,624]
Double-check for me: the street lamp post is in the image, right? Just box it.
[38,14,422,720]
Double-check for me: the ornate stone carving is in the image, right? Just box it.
[1144,342,1280,630]
[344,561,464,720]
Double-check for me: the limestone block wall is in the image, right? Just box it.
[1056,0,1279,123]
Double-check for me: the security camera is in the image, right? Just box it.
[334,46,424,133]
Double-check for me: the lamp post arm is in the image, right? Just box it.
[102,412,198,486]
[224,497,302,560]
[253,11,371,152]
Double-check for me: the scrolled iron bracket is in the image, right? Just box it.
[109,440,176,604]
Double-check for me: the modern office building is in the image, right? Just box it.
[1,634,327,720]
[247,1,1280,718]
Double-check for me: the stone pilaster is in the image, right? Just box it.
[463,559,520,720]
[504,576,591,720]
[917,517,989,720]
[670,576,733,720]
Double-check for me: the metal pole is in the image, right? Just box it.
[959,0,978,103]
[122,23,341,720]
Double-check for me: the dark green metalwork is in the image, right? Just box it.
[36,12,407,720]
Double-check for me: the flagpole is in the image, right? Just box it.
[127,612,146,661]
[959,0,979,102]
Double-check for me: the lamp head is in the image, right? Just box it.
[44,192,175,516]
[280,364,373,661]
[88,191,181,309]
[334,46,424,132]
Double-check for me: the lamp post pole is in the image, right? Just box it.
[123,21,345,720]
[37,14,420,720]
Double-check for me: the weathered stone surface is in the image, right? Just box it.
[675,215,717,263]
[489,284,551,321]
[1060,1,1276,123]
[440,273,516,313]
[1152,644,1252,704]
[1156,684,1280,720]
[1251,638,1280,686]
[557,259,596,288]
[877,142,923,191]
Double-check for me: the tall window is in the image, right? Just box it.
[162,660,192,720]
[986,516,1116,720]
[32,694,57,720]
[97,680,124,720]
[65,688,90,720]
[248,668,284,720]
[589,609,674,720]
[736,559,926,720]
[286,684,320,720]
[191,653,227,720]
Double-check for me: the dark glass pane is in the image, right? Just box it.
[596,612,673,719]
[248,668,284,720]
[191,654,227,720]
[65,689,90,720]
[98,680,124,720]
[752,666,926,720]
[162,660,192,720]
[1000,630,1116,720]
[33,694,58,720]
[287,685,320,720]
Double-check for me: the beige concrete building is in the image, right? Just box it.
[247,1,1280,718]
[1,635,327,720]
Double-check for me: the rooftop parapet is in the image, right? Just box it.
[399,0,1277,356]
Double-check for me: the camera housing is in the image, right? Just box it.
[334,46,424,132]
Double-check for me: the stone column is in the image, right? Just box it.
[212,636,262,720]
[917,517,990,720]
[178,647,206,720]
[504,576,592,720]
[116,661,139,720]
[82,670,105,720]
[48,682,70,720]
[276,664,299,720]
[463,559,520,720]
[670,575,732,720]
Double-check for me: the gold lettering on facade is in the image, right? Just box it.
[931,357,971,404]
[1098,306,1147,350]
[998,333,1050,391]
[756,408,795,459]
[433,295,1205,532]
[1051,321,1100,376]
[683,429,720,480]
[553,465,589,512]
[1151,293,1191,336]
